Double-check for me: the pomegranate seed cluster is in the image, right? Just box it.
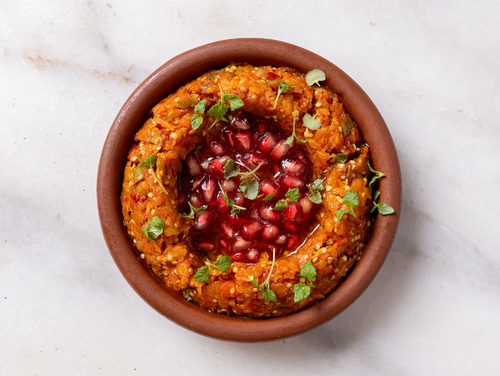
[178,114,319,263]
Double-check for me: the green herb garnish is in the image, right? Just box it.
[180,201,208,219]
[239,178,259,200]
[367,162,386,190]
[335,153,348,164]
[263,192,276,202]
[273,187,299,211]
[141,216,165,241]
[305,69,326,86]
[267,80,295,109]
[222,190,246,215]
[251,248,277,302]
[307,178,324,204]
[221,93,244,111]
[370,190,395,216]
[223,158,263,200]
[140,153,169,196]
[190,99,206,130]
[294,261,317,302]
[193,255,232,284]
[336,190,359,221]
[283,116,306,145]
[303,113,322,130]
[206,92,245,128]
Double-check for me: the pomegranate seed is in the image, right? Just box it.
[299,197,314,217]
[231,252,246,262]
[209,139,226,156]
[294,149,308,164]
[178,191,186,207]
[186,153,202,176]
[219,238,230,250]
[201,176,217,203]
[234,191,245,206]
[224,129,235,147]
[232,131,256,153]
[275,234,287,245]
[241,152,269,171]
[249,207,260,220]
[281,158,306,176]
[256,121,269,134]
[261,224,279,241]
[197,240,215,252]
[259,204,280,224]
[189,192,203,208]
[280,174,304,190]
[270,139,292,160]
[194,209,216,231]
[283,221,300,232]
[230,117,251,130]
[246,248,261,263]
[232,237,254,251]
[260,179,279,196]
[242,221,263,240]
[287,234,301,249]
[283,202,304,223]
[221,222,235,238]
[208,156,229,178]
[257,132,279,154]
[191,176,204,190]
[221,179,236,192]
[216,191,229,213]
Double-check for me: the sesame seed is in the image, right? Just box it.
[232,267,238,273]
[312,256,318,263]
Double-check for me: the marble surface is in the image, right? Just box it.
[1,1,499,375]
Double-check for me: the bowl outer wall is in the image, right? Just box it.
[97,38,401,341]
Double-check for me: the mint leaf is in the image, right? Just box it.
[310,178,324,191]
[262,288,277,302]
[141,216,164,241]
[303,113,322,130]
[221,93,244,111]
[240,178,259,200]
[193,265,210,283]
[308,190,322,204]
[194,99,206,114]
[300,261,317,281]
[222,190,246,215]
[274,200,289,211]
[223,158,240,179]
[251,279,260,288]
[377,202,395,215]
[343,190,359,208]
[335,153,347,164]
[305,69,326,86]
[267,80,294,109]
[285,187,300,202]
[181,202,207,219]
[140,153,157,168]
[336,209,350,221]
[263,192,276,202]
[207,101,228,121]
[283,135,294,145]
[191,114,203,130]
[293,283,311,302]
[214,255,232,272]
[368,162,386,190]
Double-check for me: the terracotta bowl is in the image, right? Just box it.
[97,38,401,341]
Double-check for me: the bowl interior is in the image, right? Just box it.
[97,38,401,341]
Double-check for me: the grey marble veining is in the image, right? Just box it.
[1,1,499,375]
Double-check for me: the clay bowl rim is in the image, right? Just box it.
[97,38,401,342]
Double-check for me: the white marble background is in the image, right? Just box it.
[1,1,499,375]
